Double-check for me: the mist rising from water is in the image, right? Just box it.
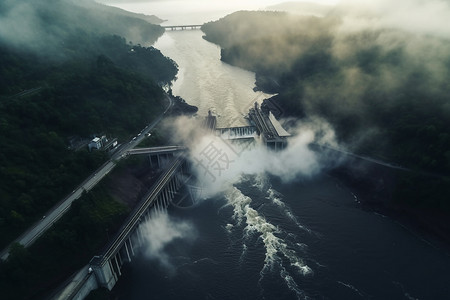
[141,211,196,272]
[164,115,342,199]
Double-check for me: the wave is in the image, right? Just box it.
[192,257,219,265]
[280,267,309,300]
[266,187,314,236]
[239,243,248,264]
[225,223,234,233]
[224,185,313,298]
[252,173,270,191]
[337,281,365,298]
[350,191,361,204]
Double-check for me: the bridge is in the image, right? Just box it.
[51,150,192,299]
[163,24,202,31]
[89,155,189,290]
[126,145,188,170]
[125,145,187,156]
[50,107,291,298]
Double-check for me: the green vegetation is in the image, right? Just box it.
[137,128,170,148]
[202,11,450,213]
[0,0,164,55]
[0,43,171,248]
[169,94,199,116]
[0,0,178,249]
[0,184,129,300]
[0,0,182,298]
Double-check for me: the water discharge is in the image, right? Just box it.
[266,187,313,234]
[224,185,313,298]
[110,7,450,299]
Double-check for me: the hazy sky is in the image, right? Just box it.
[95,0,450,38]
[95,0,340,24]
[98,0,339,5]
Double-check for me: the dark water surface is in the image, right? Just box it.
[113,174,450,300]
[109,23,450,300]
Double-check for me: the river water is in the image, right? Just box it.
[106,4,450,300]
[153,30,271,127]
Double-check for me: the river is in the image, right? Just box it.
[153,30,271,127]
[104,4,450,300]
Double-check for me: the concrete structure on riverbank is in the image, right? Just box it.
[51,151,190,299]
[89,156,188,290]
[207,103,291,149]
[248,102,290,150]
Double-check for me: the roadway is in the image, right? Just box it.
[0,94,174,260]
[162,24,202,30]
[125,145,187,156]
[101,155,184,263]
[50,154,185,300]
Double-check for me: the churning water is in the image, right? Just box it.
[114,174,450,299]
[108,15,450,300]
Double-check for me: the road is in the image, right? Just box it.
[126,145,186,156]
[0,94,174,260]
[50,154,185,300]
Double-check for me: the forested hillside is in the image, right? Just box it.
[202,11,450,224]
[0,0,177,248]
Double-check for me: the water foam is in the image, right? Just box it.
[226,188,252,226]
[252,173,270,191]
[266,187,313,234]
[224,185,313,298]
[239,243,248,264]
[280,267,308,300]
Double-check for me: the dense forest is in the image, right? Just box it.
[0,184,129,300]
[202,11,450,236]
[0,0,178,249]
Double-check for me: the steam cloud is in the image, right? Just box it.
[0,0,162,57]
[141,211,195,271]
[339,0,450,38]
[0,0,55,51]
[164,115,342,198]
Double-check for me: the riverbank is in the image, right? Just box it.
[329,158,450,251]
[167,94,199,116]
[205,20,450,249]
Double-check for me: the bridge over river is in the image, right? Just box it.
[52,106,292,299]
[163,24,202,30]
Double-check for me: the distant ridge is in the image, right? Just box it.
[85,0,165,24]
[266,1,333,16]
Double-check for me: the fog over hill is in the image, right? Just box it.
[267,1,334,16]
[202,0,450,221]
[0,0,178,276]
[0,0,164,58]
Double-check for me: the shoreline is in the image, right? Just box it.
[214,47,450,251]
[329,158,450,253]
